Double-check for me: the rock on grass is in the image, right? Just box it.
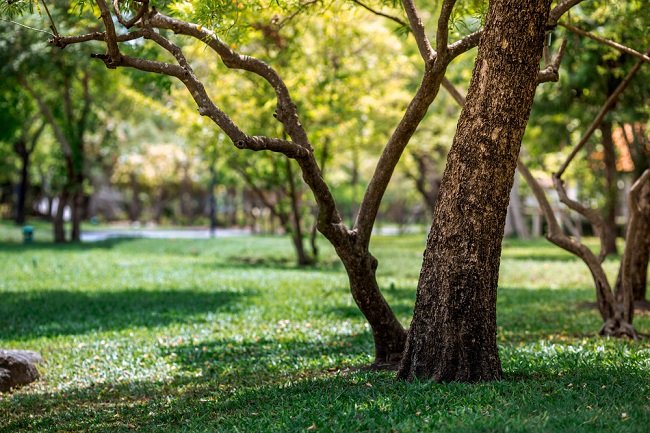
[0,350,44,392]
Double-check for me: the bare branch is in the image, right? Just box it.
[17,76,72,159]
[401,0,434,62]
[351,0,407,27]
[552,174,609,262]
[146,10,313,151]
[95,0,121,63]
[555,46,650,177]
[112,0,149,29]
[441,76,465,106]
[40,0,60,37]
[74,9,348,245]
[0,17,54,36]
[447,29,483,59]
[559,22,650,65]
[517,158,616,321]
[355,65,446,246]
[435,0,457,61]
[275,0,320,29]
[538,36,567,83]
[548,0,584,25]
[51,30,148,48]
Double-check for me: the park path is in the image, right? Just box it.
[80,227,252,242]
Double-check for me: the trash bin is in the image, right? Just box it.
[23,226,34,244]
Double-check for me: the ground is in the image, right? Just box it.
[0,223,648,432]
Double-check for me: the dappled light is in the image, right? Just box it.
[1,0,649,429]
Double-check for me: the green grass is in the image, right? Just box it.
[0,223,649,432]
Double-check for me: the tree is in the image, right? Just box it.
[0,14,117,241]
[519,47,650,338]
[528,2,650,256]
[3,0,579,374]
[397,0,556,382]
[0,74,45,225]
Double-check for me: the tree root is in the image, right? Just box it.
[598,318,639,339]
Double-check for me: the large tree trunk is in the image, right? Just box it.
[600,121,619,256]
[398,0,552,382]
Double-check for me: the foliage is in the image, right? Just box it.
[526,0,650,202]
[0,228,649,431]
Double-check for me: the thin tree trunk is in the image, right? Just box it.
[630,218,649,301]
[285,158,314,266]
[53,191,69,243]
[600,121,619,255]
[209,165,217,236]
[338,249,407,364]
[507,171,530,239]
[616,176,650,302]
[15,145,30,226]
[398,0,553,382]
[71,189,83,242]
[128,174,141,222]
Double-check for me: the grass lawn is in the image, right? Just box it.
[0,223,648,432]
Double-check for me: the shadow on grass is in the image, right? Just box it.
[0,237,139,252]
[196,257,346,274]
[2,343,648,433]
[166,333,374,382]
[0,287,252,340]
[325,285,416,320]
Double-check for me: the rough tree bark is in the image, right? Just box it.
[600,121,619,255]
[398,0,553,382]
[616,176,650,303]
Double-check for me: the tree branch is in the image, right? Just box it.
[555,46,650,177]
[559,22,650,65]
[146,10,313,151]
[351,0,408,27]
[435,0,457,61]
[112,0,149,29]
[17,76,73,159]
[95,0,121,63]
[517,158,615,321]
[401,0,434,62]
[447,29,483,59]
[552,174,608,262]
[548,0,584,26]
[274,0,320,29]
[355,64,446,247]
[538,36,567,83]
[441,76,465,106]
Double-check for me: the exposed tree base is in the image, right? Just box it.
[598,318,639,339]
